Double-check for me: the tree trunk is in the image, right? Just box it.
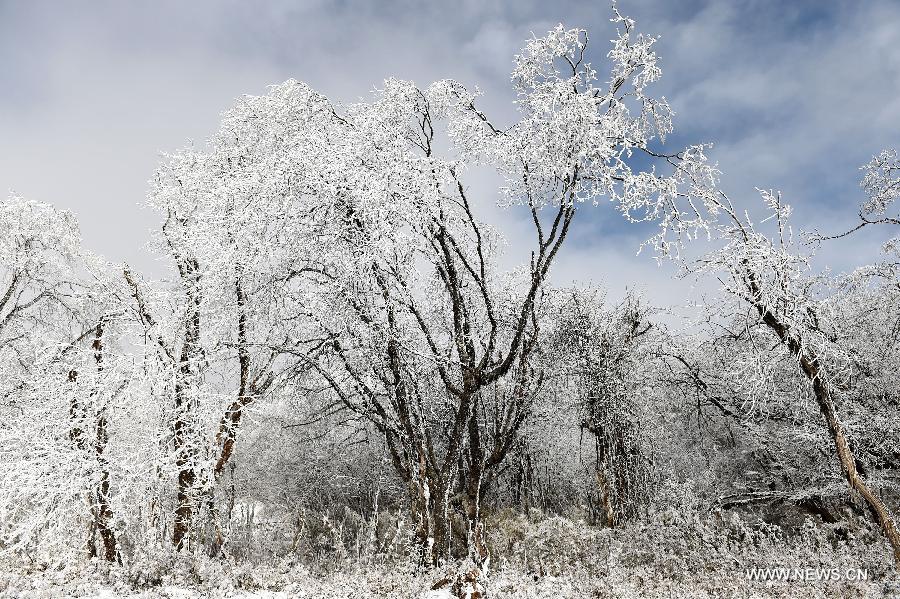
[68,369,96,556]
[206,280,255,557]
[464,409,489,567]
[805,356,900,565]
[596,469,616,527]
[463,478,488,567]
[172,257,202,551]
[172,365,198,552]
[123,265,198,551]
[172,456,196,550]
[213,280,253,478]
[91,321,117,562]
[410,464,452,567]
[758,306,900,565]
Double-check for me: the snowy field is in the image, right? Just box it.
[3,512,899,599]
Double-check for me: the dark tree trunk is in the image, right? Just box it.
[123,265,198,551]
[206,280,255,557]
[410,471,452,566]
[68,369,96,557]
[91,321,118,562]
[213,280,253,479]
[172,257,202,551]
[464,400,489,566]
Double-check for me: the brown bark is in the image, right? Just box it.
[411,470,451,566]
[213,280,252,478]
[172,469,195,550]
[68,369,96,557]
[90,321,117,562]
[752,285,900,565]
[125,258,201,551]
[464,399,489,566]
[68,370,85,450]
[66,320,118,562]
[207,277,277,556]
[124,267,191,549]
[803,354,900,565]
[172,257,202,551]
[596,470,616,527]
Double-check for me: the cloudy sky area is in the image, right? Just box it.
[1,0,899,312]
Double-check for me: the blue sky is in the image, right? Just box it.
[1,0,898,307]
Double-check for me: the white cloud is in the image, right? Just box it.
[1,0,896,313]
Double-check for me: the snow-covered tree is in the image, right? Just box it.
[240,10,718,567]
[0,195,132,562]
[648,151,900,564]
[548,289,659,526]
